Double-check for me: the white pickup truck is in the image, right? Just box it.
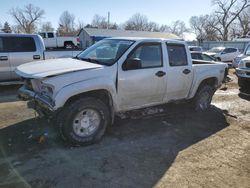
[39,32,80,49]
[16,37,227,145]
[236,56,250,94]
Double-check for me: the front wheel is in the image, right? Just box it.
[193,85,215,111]
[58,97,110,146]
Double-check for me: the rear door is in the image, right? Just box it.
[164,43,193,101]
[8,36,41,80]
[0,37,11,81]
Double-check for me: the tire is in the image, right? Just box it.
[193,85,215,111]
[64,42,74,49]
[58,97,110,146]
[238,77,250,93]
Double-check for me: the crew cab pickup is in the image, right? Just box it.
[16,37,227,145]
[0,33,81,82]
[236,56,250,94]
[39,32,80,49]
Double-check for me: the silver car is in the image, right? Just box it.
[0,33,45,82]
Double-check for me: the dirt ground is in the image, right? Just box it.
[0,70,249,188]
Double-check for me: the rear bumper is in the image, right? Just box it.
[18,86,55,111]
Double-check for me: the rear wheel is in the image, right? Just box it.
[64,42,74,49]
[193,85,215,111]
[58,97,110,146]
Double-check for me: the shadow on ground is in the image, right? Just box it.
[0,85,21,103]
[0,104,229,188]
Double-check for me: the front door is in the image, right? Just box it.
[118,42,167,110]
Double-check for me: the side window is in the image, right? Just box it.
[47,33,54,38]
[167,44,188,66]
[191,53,199,60]
[201,54,213,61]
[127,43,162,68]
[245,45,250,56]
[5,37,36,52]
[0,38,3,52]
[39,33,46,38]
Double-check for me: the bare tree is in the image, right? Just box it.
[76,19,85,31]
[91,14,108,29]
[40,21,54,32]
[160,20,189,37]
[9,4,45,33]
[124,13,149,31]
[211,0,250,41]
[190,15,219,41]
[2,22,12,33]
[237,7,250,36]
[147,22,160,32]
[58,11,75,35]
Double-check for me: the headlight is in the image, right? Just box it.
[233,57,241,64]
[238,61,244,69]
[41,84,54,97]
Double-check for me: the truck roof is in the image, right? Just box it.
[106,37,186,44]
[0,33,41,38]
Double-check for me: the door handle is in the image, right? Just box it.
[183,69,191,75]
[0,56,8,61]
[155,71,166,77]
[33,55,41,60]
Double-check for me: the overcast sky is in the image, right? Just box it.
[0,0,214,28]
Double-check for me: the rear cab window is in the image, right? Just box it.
[166,43,188,66]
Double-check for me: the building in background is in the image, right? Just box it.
[78,28,180,49]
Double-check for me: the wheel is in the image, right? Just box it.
[58,97,110,146]
[193,85,215,111]
[216,57,221,62]
[64,42,74,49]
[238,77,250,93]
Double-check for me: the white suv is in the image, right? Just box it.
[205,47,240,62]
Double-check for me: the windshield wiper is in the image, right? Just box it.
[79,58,105,65]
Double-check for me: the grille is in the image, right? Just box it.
[246,63,250,68]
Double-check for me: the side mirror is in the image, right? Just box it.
[122,58,142,70]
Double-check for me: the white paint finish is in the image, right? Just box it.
[15,58,102,79]
[15,37,226,113]
[164,43,193,101]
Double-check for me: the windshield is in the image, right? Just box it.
[207,47,225,53]
[77,39,135,66]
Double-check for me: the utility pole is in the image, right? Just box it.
[107,11,110,29]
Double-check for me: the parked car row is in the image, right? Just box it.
[188,45,240,63]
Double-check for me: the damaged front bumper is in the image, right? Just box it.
[18,86,56,112]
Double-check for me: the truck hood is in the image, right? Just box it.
[15,58,103,79]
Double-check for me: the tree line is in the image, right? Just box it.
[0,0,249,41]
